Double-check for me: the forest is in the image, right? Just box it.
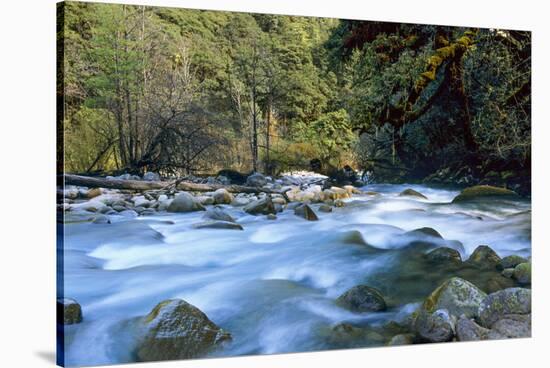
[58,2,531,192]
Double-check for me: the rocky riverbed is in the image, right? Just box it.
[57,172,531,366]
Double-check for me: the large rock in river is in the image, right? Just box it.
[414,309,455,343]
[136,299,231,362]
[213,188,234,205]
[466,245,501,269]
[294,204,319,221]
[57,298,83,325]
[203,206,236,222]
[452,185,518,203]
[478,288,531,328]
[425,247,462,264]
[246,173,267,187]
[336,285,387,312]
[399,188,427,199]
[167,192,205,213]
[420,277,486,319]
[512,262,531,284]
[243,197,275,215]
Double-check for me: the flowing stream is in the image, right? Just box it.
[59,184,531,366]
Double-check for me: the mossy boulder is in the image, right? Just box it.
[420,277,486,319]
[399,188,428,199]
[167,192,206,213]
[466,245,501,269]
[478,288,531,328]
[243,197,276,215]
[497,255,528,270]
[452,185,518,203]
[512,262,531,284]
[57,298,83,325]
[294,204,319,221]
[336,285,387,312]
[425,247,462,264]
[136,299,231,362]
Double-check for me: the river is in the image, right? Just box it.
[59,183,531,366]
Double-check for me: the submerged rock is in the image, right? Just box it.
[466,245,501,269]
[319,204,333,213]
[193,221,243,230]
[243,197,275,215]
[91,214,111,224]
[266,214,277,220]
[136,299,231,362]
[452,185,518,203]
[336,285,386,312]
[399,188,428,199]
[167,192,205,213]
[420,277,486,319]
[512,262,531,284]
[425,247,462,264]
[387,333,415,346]
[478,288,531,328]
[406,227,443,239]
[57,298,83,325]
[294,204,319,221]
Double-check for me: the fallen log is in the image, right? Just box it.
[63,174,286,196]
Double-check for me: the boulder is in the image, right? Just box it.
[486,314,531,339]
[399,188,427,199]
[343,185,362,195]
[498,255,528,270]
[456,315,489,341]
[501,268,515,278]
[246,173,267,187]
[57,298,83,325]
[143,172,160,181]
[294,204,319,221]
[133,196,151,208]
[420,277,486,319]
[336,285,386,312]
[193,221,243,230]
[136,299,231,362]
[478,288,531,328]
[406,227,443,239]
[167,192,206,213]
[414,309,455,343]
[466,245,501,269]
[512,262,531,284]
[425,247,462,264]
[452,185,518,203]
[203,207,236,223]
[213,188,234,205]
[119,209,138,217]
[243,197,276,215]
[196,196,215,206]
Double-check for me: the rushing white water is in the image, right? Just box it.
[60,184,531,366]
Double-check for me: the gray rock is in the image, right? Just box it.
[246,173,267,187]
[168,192,206,213]
[478,288,531,328]
[486,314,531,339]
[143,172,160,181]
[501,268,515,278]
[197,196,215,206]
[456,315,489,341]
[212,188,234,205]
[119,209,139,217]
[243,197,275,215]
[513,262,531,284]
[319,204,333,213]
[414,309,455,343]
[231,197,250,207]
[136,299,231,361]
[336,285,386,312]
[192,221,243,230]
[133,196,151,208]
[57,298,82,325]
[98,206,113,214]
[203,207,236,222]
[420,277,486,319]
[294,204,319,221]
